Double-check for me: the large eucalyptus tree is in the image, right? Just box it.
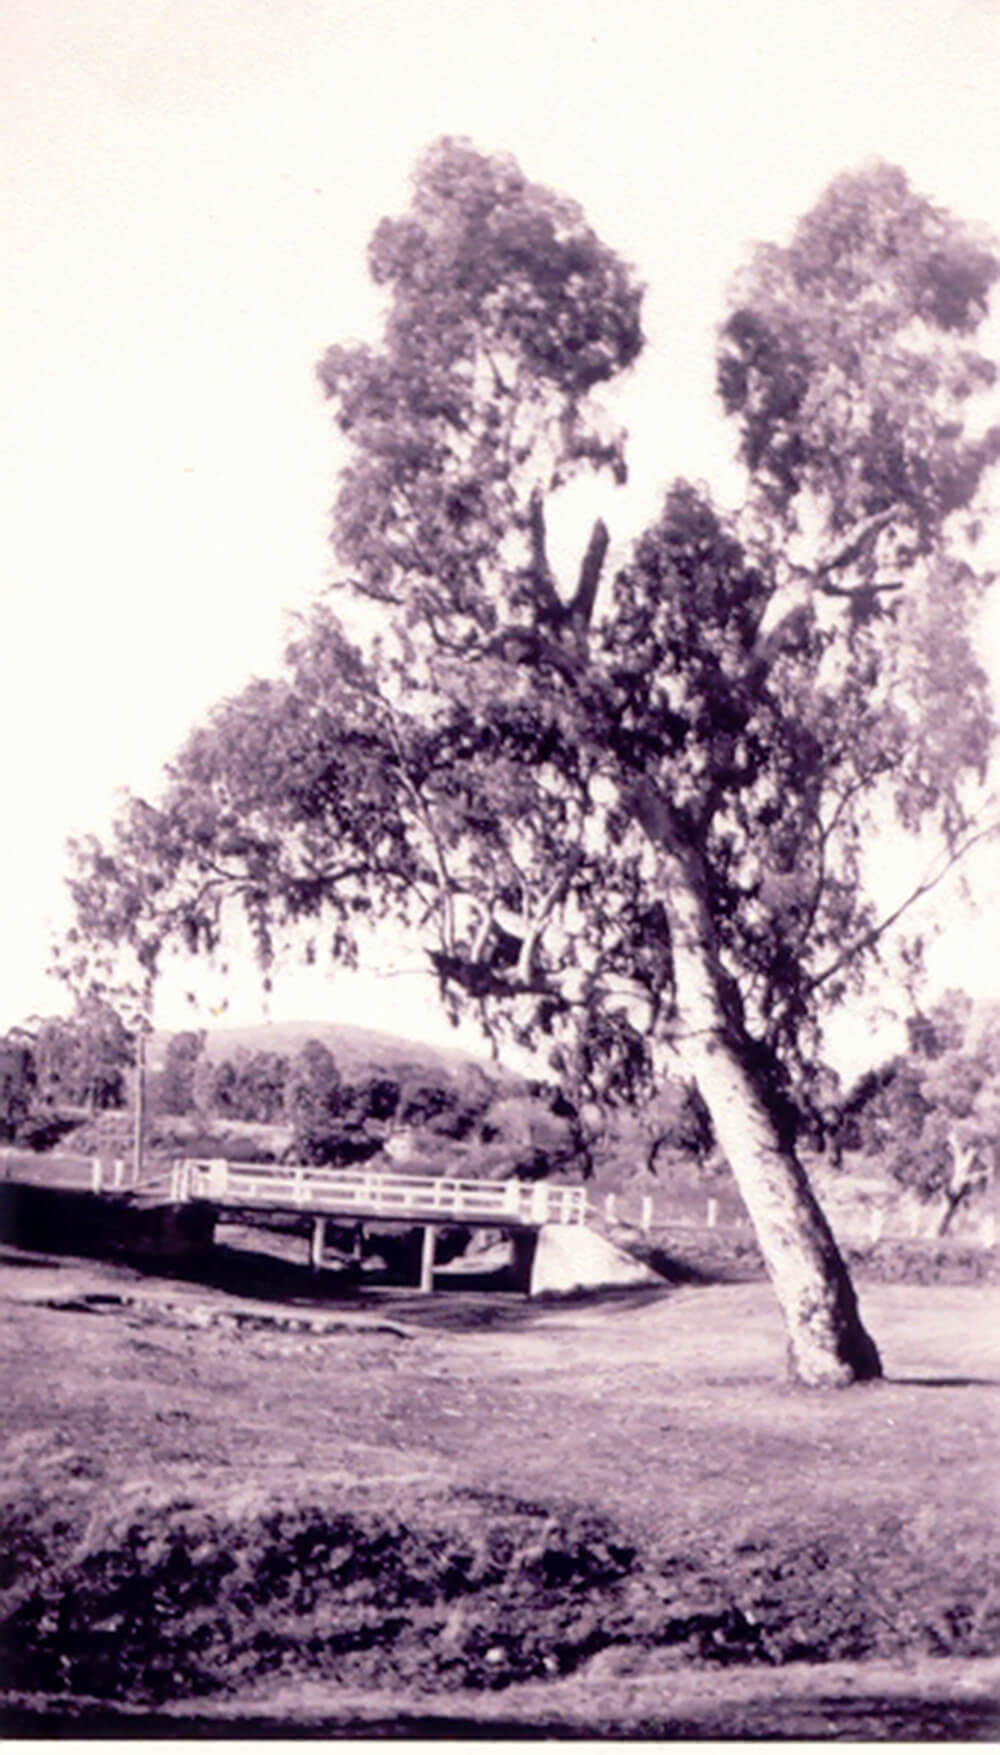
[64,142,999,1384]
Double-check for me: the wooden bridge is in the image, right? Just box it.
[165,1158,588,1291]
[2,1152,664,1296]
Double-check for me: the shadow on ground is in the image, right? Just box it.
[0,1181,674,1331]
[888,1375,1000,1390]
[3,1686,997,1741]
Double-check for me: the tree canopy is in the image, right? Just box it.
[62,140,1000,1385]
[839,990,1000,1233]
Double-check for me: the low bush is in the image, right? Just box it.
[65,1113,292,1167]
[3,1486,997,1707]
[11,1111,81,1153]
[624,1227,999,1288]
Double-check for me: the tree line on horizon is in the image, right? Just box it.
[3,993,996,1237]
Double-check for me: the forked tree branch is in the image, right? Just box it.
[515,849,583,985]
[751,502,909,671]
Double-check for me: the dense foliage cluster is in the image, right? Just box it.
[143,1028,585,1177]
[0,1000,133,1147]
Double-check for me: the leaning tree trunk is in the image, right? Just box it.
[936,1194,963,1238]
[937,1134,978,1237]
[635,789,882,1387]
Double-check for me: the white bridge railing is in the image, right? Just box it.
[171,1158,588,1228]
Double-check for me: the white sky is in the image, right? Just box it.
[3,0,1000,1074]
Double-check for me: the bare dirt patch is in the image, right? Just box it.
[0,1242,998,1735]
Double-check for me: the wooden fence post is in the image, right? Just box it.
[605,1192,617,1223]
[706,1197,718,1229]
[640,1194,653,1234]
[91,1158,103,1194]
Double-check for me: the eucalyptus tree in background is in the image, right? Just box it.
[157,1029,206,1117]
[841,991,1000,1235]
[62,141,999,1385]
[0,1030,37,1143]
[31,996,133,1114]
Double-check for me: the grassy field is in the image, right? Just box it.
[0,1218,998,1736]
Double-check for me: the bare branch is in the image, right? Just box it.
[629,778,687,856]
[526,486,566,624]
[567,518,610,631]
[813,504,904,577]
[788,765,890,958]
[818,580,904,602]
[379,706,459,957]
[809,817,1000,995]
[481,344,511,398]
[749,503,909,674]
[515,850,583,985]
[470,890,501,963]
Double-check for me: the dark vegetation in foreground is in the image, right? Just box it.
[3,1475,999,1711]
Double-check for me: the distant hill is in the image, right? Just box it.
[148,1019,516,1087]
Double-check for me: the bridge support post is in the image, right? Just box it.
[419,1224,437,1294]
[510,1229,538,1294]
[310,1215,326,1272]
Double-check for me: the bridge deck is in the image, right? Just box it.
[170,1159,588,1230]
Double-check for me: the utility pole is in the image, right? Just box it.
[131,974,153,1189]
[132,1022,146,1187]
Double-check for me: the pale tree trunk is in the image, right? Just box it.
[937,1133,979,1238]
[936,1192,965,1238]
[635,788,882,1387]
